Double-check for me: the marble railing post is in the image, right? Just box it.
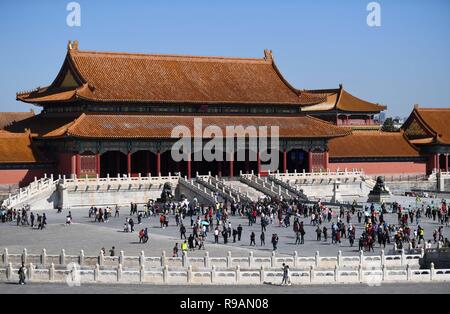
[211,265,216,284]
[359,250,364,268]
[6,263,12,281]
[139,251,145,267]
[140,265,145,283]
[182,251,188,267]
[235,265,240,284]
[22,248,28,265]
[227,251,232,268]
[293,251,298,268]
[161,251,166,267]
[49,263,55,281]
[119,251,124,266]
[79,250,85,266]
[117,263,123,282]
[430,263,435,281]
[41,249,47,265]
[271,251,276,268]
[99,251,104,266]
[94,264,99,282]
[358,265,363,283]
[3,248,8,266]
[204,252,210,268]
[187,265,193,284]
[260,266,265,284]
[334,265,339,282]
[163,265,168,283]
[315,251,320,268]
[60,249,66,265]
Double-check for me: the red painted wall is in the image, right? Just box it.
[0,169,54,187]
[57,152,74,176]
[328,161,427,175]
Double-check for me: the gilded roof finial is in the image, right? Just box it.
[67,40,79,50]
[264,49,273,61]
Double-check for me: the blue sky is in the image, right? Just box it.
[0,0,449,117]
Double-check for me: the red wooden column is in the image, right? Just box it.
[283,149,287,173]
[127,151,132,175]
[229,153,234,177]
[71,153,77,176]
[96,152,101,176]
[156,150,161,176]
[445,154,449,172]
[308,150,313,173]
[187,156,192,179]
[76,153,81,176]
[324,151,329,171]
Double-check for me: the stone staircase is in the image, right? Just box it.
[221,179,265,202]
[240,174,292,200]
[178,177,220,205]
[195,175,252,203]
[1,175,59,210]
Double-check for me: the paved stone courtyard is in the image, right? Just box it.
[0,282,449,294]
[1,203,448,258]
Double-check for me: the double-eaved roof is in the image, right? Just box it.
[16,41,385,114]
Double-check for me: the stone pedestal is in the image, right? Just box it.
[367,176,391,203]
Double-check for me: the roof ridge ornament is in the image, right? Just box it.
[67,40,79,51]
[264,49,273,61]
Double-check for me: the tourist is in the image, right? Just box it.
[214,227,219,244]
[180,224,186,239]
[18,262,26,285]
[40,213,46,230]
[237,224,243,241]
[316,225,322,241]
[250,232,256,246]
[129,218,135,232]
[281,263,291,286]
[115,205,120,218]
[222,228,229,244]
[299,222,305,244]
[232,228,238,243]
[181,240,188,253]
[109,246,115,256]
[173,243,179,257]
[260,231,265,246]
[271,233,279,251]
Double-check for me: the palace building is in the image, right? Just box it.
[0,41,447,187]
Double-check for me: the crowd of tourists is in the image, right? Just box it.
[0,206,47,229]
[2,192,449,256]
[108,194,450,255]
